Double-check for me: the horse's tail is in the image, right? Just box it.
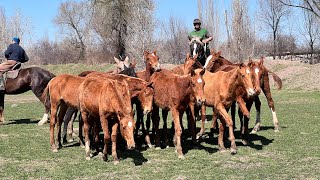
[41,84,51,112]
[267,69,282,90]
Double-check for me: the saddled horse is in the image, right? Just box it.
[189,37,206,66]
[0,65,55,124]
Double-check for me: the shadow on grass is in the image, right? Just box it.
[4,118,38,125]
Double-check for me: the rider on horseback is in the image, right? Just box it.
[0,37,29,90]
[188,19,213,59]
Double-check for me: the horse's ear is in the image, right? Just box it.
[200,68,206,76]
[144,50,149,58]
[124,56,129,65]
[190,69,196,76]
[216,51,222,57]
[259,56,264,66]
[131,59,137,68]
[248,57,253,67]
[153,50,157,55]
[239,63,245,69]
[186,53,190,61]
[114,57,120,64]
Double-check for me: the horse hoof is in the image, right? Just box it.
[68,139,74,143]
[166,146,169,149]
[241,140,249,146]
[219,148,227,153]
[147,144,154,148]
[86,157,91,160]
[37,121,46,126]
[113,160,120,165]
[230,148,237,155]
[250,130,257,134]
[178,155,185,159]
[52,149,58,153]
[155,147,161,150]
[274,129,280,132]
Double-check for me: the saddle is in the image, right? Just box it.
[4,63,22,79]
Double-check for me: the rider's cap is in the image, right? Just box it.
[12,37,20,43]
[193,19,201,25]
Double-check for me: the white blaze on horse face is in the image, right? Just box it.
[193,43,197,57]
[197,78,203,84]
[152,53,156,57]
[204,55,212,68]
[255,68,260,75]
[246,69,251,74]
[128,121,133,128]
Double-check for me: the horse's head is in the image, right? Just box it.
[237,64,256,97]
[144,50,160,72]
[247,57,264,95]
[136,82,154,115]
[189,37,205,61]
[119,59,137,77]
[118,110,135,150]
[203,49,222,69]
[114,56,130,73]
[182,53,199,75]
[190,68,206,107]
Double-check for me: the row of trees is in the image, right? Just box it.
[1,0,319,65]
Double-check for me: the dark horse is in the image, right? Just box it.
[0,67,55,124]
[189,37,206,66]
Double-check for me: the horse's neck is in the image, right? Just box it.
[225,69,242,95]
[179,75,193,97]
[145,61,152,82]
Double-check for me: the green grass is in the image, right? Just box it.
[0,90,319,179]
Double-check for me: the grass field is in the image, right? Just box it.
[0,62,319,179]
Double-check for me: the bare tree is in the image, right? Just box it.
[54,0,92,61]
[198,0,203,20]
[300,8,320,59]
[258,0,290,59]
[278,0,320,19]
[229,0,254,62]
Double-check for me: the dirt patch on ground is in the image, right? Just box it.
[5,94,39,103]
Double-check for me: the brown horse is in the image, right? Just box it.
[0,67,55,124]
[203,51,282,133]
[79,77,135,163]
[196,64,256,154]
[136,50,161,81]
[149,68,206,158]
[171,53,203,75]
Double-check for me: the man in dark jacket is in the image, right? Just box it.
[0,37,29,90]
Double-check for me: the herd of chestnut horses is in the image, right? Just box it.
[6,45,283,164]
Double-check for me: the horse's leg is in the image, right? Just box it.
[218,118,226,151]
[62,107,76,143]
[231,101,236,130]
[0,91,5,124]
[172,108,184,159]
[262,78,279,132]
[100,114,110,161]
[251,96,261,133]
[67,110,77,142]
[56,103,68,149]
[81,111,91,160]
[162,109,169,148]
[38,111,49,126]
[78,114,85,147]
[49,100,59,152]
[196,104,206,139]
[216,103,237,154]
[187,102,197,145]
[111,121,119,165]
[145,113,153,148]
[151,105,161,149]
[242,100,253,145]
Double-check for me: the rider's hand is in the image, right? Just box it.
[202,39,208,44]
